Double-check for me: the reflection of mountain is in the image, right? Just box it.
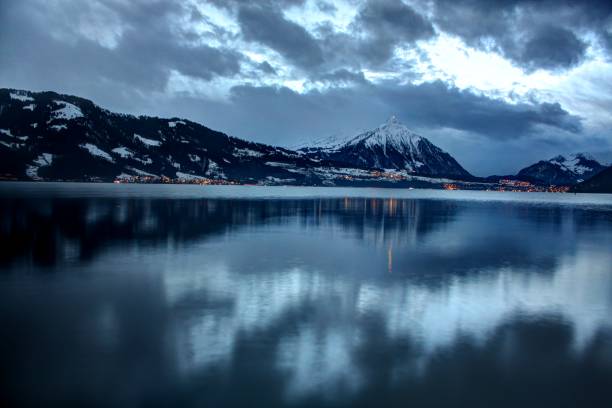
[1,197,456,267]
[3,196,608,274]
[2,196,612,406]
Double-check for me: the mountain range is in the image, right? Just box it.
[0,88,609,190]
[516,153,606,185]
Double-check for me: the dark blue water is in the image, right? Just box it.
[1,183,612,407]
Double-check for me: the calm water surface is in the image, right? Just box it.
[1,183,612,407]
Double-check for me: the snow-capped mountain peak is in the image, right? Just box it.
[298,116,472,178]
[296,116,425,154]
[549,153,601,176]
[346,116,424,153]
[517,152,606,185]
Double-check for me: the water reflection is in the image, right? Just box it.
[1,194,611,406]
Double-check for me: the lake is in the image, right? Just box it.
[1,182,612,407]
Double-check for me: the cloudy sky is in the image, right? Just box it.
[2,0,612,175]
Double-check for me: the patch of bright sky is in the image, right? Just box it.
[548,56,612,130]
[402,31,612,134]
[40,0,123,49]
[190,1,240,35]
[284,0,357,33]
[183,1,240,48]
[243,51,266,64]
[165,1,307,98]
[77,2,124,49]
[283,79,306,93]
[241,42,291,76]
[362,70,400,83]
[242,45,302,89]
[403,33,563,101]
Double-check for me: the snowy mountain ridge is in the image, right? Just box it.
[0,88,478,186]
[299,116,425,153]
[549,153,598,176]
[299,116,473,179]
[517,152,606,185]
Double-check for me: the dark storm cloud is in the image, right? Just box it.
[287,0,435,74]
[519,26,587,71]
[89,0,242,81]
[175,81,581,146]
[353,0,435,64]
[604,30,612,53]
[257,61,278,75]
[316,69,368,85]
[0,0,242,96]
[430,0,612,70]
[237,4,324,68]
[223,0,434,72]
[208,0,307,8]
[381,81,583,137]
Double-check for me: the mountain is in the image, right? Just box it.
[571,166,612,193]
[0,88,334,184]
[517,153,606,185]
[299,116,473,179]
[0,88,477,187]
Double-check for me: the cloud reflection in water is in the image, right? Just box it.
[1,196,611,406]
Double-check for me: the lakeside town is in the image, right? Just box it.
[111,173,571,193]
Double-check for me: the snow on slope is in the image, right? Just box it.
[234,147,264,158]
[300,116,424,154]
[51,100,83,120]
[10,92,34,102]
[26,153,53,179]
[168,120,186,128]
[345,116,425,154]
[112,146,134,158]
[79,143,115,162]
[549,153,597,176]
[175,171,206,180]
[134,134,161,147]
[294,133,353,152]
